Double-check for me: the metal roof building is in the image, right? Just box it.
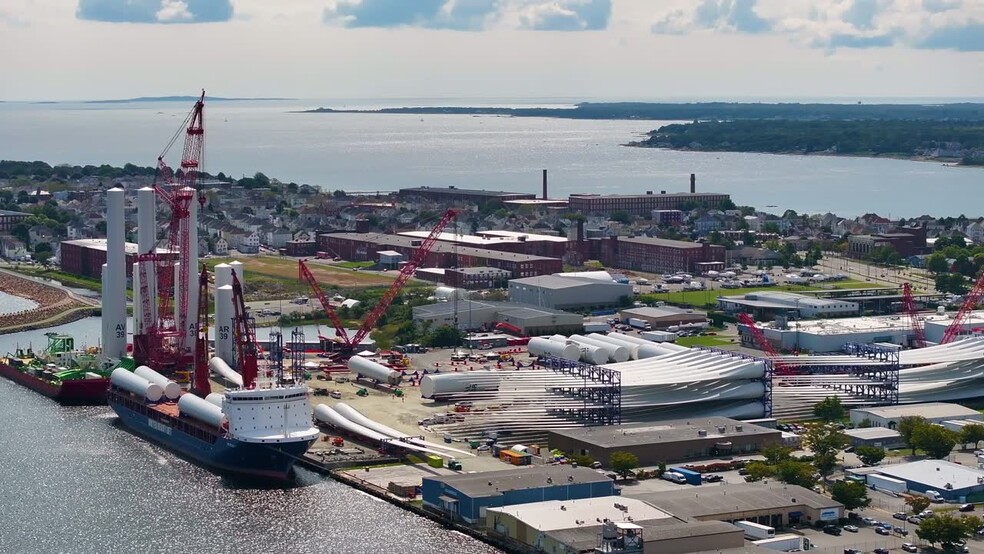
[874,460,984,502]
[717,291,859,318]
[413,300,582,334]
[849,402,982,428]
[508,274,632,311]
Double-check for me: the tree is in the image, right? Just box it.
[927,253,950,274]
[423,325,463,348]
[743,461,773,482]
[762,443,793,465]
[906,495,931,514]
[913,424,959,459]
[610,211,631,225]
[774,460,818,489]
[961,424,984,449]
[855,445,886,466]
[898,416,928,455]
[830,480,871,511]
[813,396,846,422]
[801,423,847,478]
[610,451,639,479]
[916,513,976,547]
[936,273,969,295]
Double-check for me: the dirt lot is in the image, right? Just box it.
[206,255,397,288]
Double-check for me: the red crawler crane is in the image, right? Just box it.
[901,282,927,348]
[193,265,212,397]
[134,91,207,371]
[299,208,459,357]
[941,271,984,344]
[231,269,258,388]
[737,312,797,375]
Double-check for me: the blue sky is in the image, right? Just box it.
[1,0,982,101]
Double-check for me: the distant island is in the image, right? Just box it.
[298,101,984,121]
[83,96,294,104]
[300,102,984,165]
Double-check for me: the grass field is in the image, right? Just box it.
[675,335,737,348]
[203,256,397,288]
[646,280,883,309]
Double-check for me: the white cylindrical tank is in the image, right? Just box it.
[585,333,641,359]
[589,333,666,359]
[101,187,127,360]
[569,334,630,363]
[134,365,182,400]
[348,356,402,385]
[178,393,226,428]
[527,337,580,361]
[136,187,157,334]
[420,371,502,399]
[228,260,245,289]
[215,285,235,367]
[547,335,607,364]
[213,263,232,289]
[205,393,225,409]
[183,188,199,353]
[209,356,244,388]
[110,367,164,402]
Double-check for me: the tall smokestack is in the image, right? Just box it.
[690,173,696,194]
[542,169,548,200]
[101,188,127,359]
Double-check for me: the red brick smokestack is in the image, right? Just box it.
[690,173,696,194]
[542,169,548,200]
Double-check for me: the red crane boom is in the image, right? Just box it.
[297,208,459,355]
[901,282,927,348]
[231,269,258,388]
[193,265,212,396]
[737,312,795,375]
[941,271,984,344]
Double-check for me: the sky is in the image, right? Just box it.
[1,0,983,101]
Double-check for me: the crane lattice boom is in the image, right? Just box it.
[231,270,258,388]
[737,312,796,375]
[901,282,927,348]
[941,271,984,344]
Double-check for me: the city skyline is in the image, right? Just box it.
[0,0,982,101]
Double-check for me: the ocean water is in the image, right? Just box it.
[0,319,501,554]
[0,291,38,315]
[0,99,981,218]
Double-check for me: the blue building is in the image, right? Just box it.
[422,465,616,523]
[873,460,984,502]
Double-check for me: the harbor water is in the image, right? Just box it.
[0,291,38,315]
[0,320,500,554]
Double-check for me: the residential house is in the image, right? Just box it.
[238,231,261,254]
[0,237,31,261]
[213,237,229,255]
[29,225,56,245]
[693,215,723,236]
[965,220,984,244]
[263,226,293,248]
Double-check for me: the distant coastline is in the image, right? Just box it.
[10,96,296,105]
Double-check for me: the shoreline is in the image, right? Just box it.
[622,143,979,167]
[0,270,95,335]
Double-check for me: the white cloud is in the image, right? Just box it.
[156,0,192,22]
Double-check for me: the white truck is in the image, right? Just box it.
[661,471,687,484]
[583,322,611,334]
[753,534,807,552]
[627,318,651,331]
[734,520,776,540]
[641,330,677,343]
[867,474,907,494]
[924,490,945,502]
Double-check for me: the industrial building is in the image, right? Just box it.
[413,300,583,335]
[849,402,982,429]
[743,314,920,353]
[618,306,708,330]
[842,427,905,449]
[652,209,684,226]
[568,186,731,217]
[592,236,726,274]
[60,238,176,280]
[626,483,844,528]
[421,465,616,523]
[717,291,859,319]
[864,460,984,502]
[318,232,562,278]
[414,267,512,289]
[398,186,536,203]
[548,417,782,467]
[486,497,744,554]
[0,209,29,232]
[847,225,928,259]
[508,273,632,311]
[398,229,569,259]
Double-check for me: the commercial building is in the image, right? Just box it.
[486,496,744,554]
[652,209,684,226]
[847,225,928,259]
[319,232,562,278]
[593,236,726,274]
[60,239,176,280]
[627,483,843,528]
[508,274,632,311]
[618,306,708,330]
[717,291,860,319]
[842,427,906,450]
[849,402,982,429]
[0,209,29,232]
[548,417,782,467]
[282,239,317,257]
[868,460,984,502]
[421,465,616,523]
[414,267,512,290]
[569,191,731,217]
[398,186,536,203]
[741,314,915,353]
[413,300,583,335]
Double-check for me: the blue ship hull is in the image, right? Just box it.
[109,392,314,481]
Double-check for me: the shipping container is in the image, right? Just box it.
[735,520,776,540]
[427,455,443,468]
[640,330,678,343]
[627,318,651,331]
[583,322,611,334]
[752,534,805,551]
[867,474,907,494]
[669,467,702,485]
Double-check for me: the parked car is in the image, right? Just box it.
[843,525,859,533]
[823,525,842,536]
[875,527,891,536]
[702,474,724,483]
[919,510,934,518]
[960,503,975,512]
[902,543,918,553]
[894,526,909,536]
[908,516,922,525]
[893,512,908,521]
[862,517,879,526]
[873,549,889,554]
[737,467,749,475]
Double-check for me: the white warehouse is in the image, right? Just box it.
[718,291,859,318]
[508,273,632,311]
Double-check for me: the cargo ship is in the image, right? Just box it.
[0,333,116,405]
[107,364,319,480]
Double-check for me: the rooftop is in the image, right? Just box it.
[414,300,575,320]
[721,291,858,310]
[510,274,628,290]
[843,427,902,440]
[570,192,728,199]
[485,496,673,532]
[477,230,569,242]
[323,232,559,262]
[0,209,28,217]
[399,186,535,199]
[851,402,981,420]
[543,519,737,552]
[627,482,842,519]
[61,238,173,255]
[549,417,777,449]
[620,306,706,319]
[616,236,713,250]
[877,460,984,492]
[425,465,612,498]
